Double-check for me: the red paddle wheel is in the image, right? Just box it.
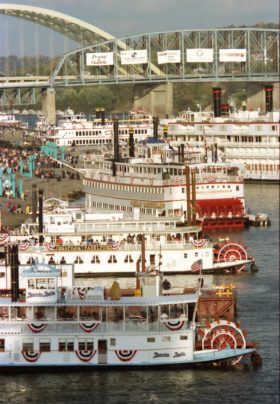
[216,242,248,272]
[199,320,247,365]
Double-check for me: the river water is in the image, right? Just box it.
[0,183,279,403]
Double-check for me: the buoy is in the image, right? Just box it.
[251,352,262,368]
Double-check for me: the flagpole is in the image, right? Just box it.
[191,260,203,327]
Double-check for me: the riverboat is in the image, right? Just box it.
[45,109,156,148]
[0,198,254,276]
[0,112,27,129]
[0,246,256,370]
[82,136,247,229]
[162,108,280,182]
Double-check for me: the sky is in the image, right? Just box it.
[0,0,279,57]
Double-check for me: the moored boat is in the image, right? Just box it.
[0,245,257,370]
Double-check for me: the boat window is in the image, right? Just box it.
[0,307,9,321]
[39,339,51,352]
[124,255,134,263]
[11,307,27,321]
[57,306,78,321]
[74,256,84,264]
[180,335,188,340]
[108,307,123,322]
[108,255,117,263]
[110,338,116,346]
[79,306,100,321]
[91,255,100,264]
[22,339,33,352]
[78,340,94,351]
[59,339,74,352]
[147,337,155,343]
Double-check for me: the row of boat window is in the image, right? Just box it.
[0,303,192,323]
[0,335,189,353]
[85,180,237,193]
[245,163,280,171]
[25,251,204,266]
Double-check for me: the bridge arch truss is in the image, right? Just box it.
[50,28,280,87]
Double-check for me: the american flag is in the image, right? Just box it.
[191,259,202,273]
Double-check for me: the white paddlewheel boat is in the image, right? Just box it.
[0,246,257,370]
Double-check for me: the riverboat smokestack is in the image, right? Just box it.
[153,117,159,139]
[95,108,101,122]
[129,127,135,157]
[113,119,120,162]
[264,85,273,113]
[11,244,19,302]
[212,87,222,117]
[101,108,105,125]
[4,244,11,266]
[31,183,37,223]
[38,189,44,245]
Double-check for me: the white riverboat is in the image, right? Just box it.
[0,250,256,370]
[82,138,247,229]
[163,108,280,182]
[0,198,254,276]
[45,109,156,148]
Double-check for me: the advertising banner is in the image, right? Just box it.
[157,50,181,64]
[86,52,114,66]
[120,49,148,65]
[186,48,213,63]
[219,49,247,62]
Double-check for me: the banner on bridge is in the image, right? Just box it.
[157,50,181,64]
[186,48,213,63]
[86,52,114,66]
[120,50,148,65]
[219,49,247,62]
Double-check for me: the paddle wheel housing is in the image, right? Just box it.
[197,320,248,365]
[197,198,245,229]
[215,241,248,272]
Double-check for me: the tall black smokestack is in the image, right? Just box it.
[95,108,101,121]
[113,119,120,162]
[11,244,19,302]
[4,244,11,266]
[101,108,105,125]
[129,127,135,157]
[153,117,159,139]
[181,144,185,163]
[264,85,273,113]
[38,189,44,245]
[31,183,37,223]
[212,87,222,117]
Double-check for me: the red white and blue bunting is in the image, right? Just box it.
[115,350,137,362]
[173,177,183,184]
[0,233,9,245]
[191,238,207,248]
[112,241,120,250]
[75,349,96,362]
[19,240,30,250]
[28,323,47,333]
[79,322,99,333]
[77,287,86,299]
[164,320,185,331]
[22,350,41,362]
[206,175,216,182]
[47,241,56,251]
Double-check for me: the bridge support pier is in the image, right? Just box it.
[41,88,56,125]
[133,83,173,117]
